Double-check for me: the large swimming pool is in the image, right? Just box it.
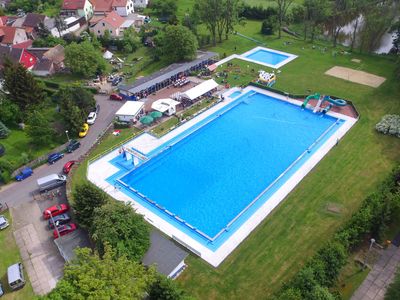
[114,91,344,243]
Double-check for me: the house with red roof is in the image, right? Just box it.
[0,45,37,70]
[61,0,94,20]
[0,26,28,46]
[91,0,134,17]
[90,11,126,37]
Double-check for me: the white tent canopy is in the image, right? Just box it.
[182,79,218,101]
[151,98,180,116]
[115,101,144,122]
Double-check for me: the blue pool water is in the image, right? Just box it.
[117,91,343,242]
[230,91,242,98]
[245,49,289,66]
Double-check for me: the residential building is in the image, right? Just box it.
[90,11,125,37]
[46,16,81,37]
[132,0,148,8]
[0,45,37,70]
[12,13,48,38]
[61,0,94,20]
[0,26,28,46]
[91,0,134,17]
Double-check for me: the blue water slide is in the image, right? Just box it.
[323,96,347,106]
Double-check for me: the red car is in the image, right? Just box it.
[63,160,76,174]
[53,223,77,239]
[43,204,69,219]
[110,93,123,101]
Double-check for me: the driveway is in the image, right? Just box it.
[0,94,124,208]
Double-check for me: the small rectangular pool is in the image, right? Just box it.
[241,46,297,68]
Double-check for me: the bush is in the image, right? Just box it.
[0,121,10,139]
[385,268,400,299]
[240,5,277,20]
[276,165,400,299]
[261,16,277,35]
[376,114,400,137]
[113,121,131,129]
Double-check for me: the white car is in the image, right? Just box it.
[0,215,9,230]
[87,112,97,125]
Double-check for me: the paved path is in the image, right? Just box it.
[351,245,400,300]
[0,94,123,208]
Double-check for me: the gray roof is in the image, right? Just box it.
[119,51,218,94]
[54,230,91,262]
[142,231,188,276]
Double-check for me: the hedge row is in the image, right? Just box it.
[276,165,400,299]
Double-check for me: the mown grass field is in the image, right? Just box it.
[0,211,34,300]
[176,21,400,299]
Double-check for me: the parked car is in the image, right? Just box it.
[43,204,69,219]
[79,123,89,138]
[110,93,123,101]
[7,263,25,290]
[15,167,33,181]
[53,223,77,239]
[48,213,71,229]
[111,77,122,86]
[66,140,80,153]
[37,174,67,192]
[63,161,76,174]
[48,152,64,164]
[0,215,9,230]
[0,143,5,156]
[0,282,3,296]
[87,112,97,125]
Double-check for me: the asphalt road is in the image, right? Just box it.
[0,94,124,208]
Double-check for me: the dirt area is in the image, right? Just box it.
[325,66,386,88]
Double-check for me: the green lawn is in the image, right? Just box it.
[0,211,35,300]
[66,18,400,300]
[335,255,370,299]
[176,21,400,299]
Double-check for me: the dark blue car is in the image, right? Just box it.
[15,167,33,181]
[48,152,64,164]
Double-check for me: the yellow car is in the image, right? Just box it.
[79,123,89,138]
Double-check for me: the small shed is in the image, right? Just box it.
[142,231,188,279]
[115,101,144,122]
[182,79,218,101]
[151,98,180,116]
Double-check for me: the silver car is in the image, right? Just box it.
[0,215,9,230]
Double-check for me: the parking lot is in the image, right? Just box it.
[11,180,89,295]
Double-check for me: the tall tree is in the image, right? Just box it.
[72,183,108,229]
[327,0,349,47]
[151,0,178,18]
[224,0,242,40]
[160,25,198,62]
[54,17,67,37]
[358,0,396,53]
[0,97,20,124]
[194,0,222,45]
[64,41,106,77]
[304,0,329,42]
[41,245,156,300]
[3,60,45,116]
[57,87,96,135]
[25,110,55,146]
[274,0,295,38]
[91,201,151,261]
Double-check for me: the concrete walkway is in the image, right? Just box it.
[351,245,400,300]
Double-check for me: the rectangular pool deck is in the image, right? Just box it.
[88,87,357,267]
